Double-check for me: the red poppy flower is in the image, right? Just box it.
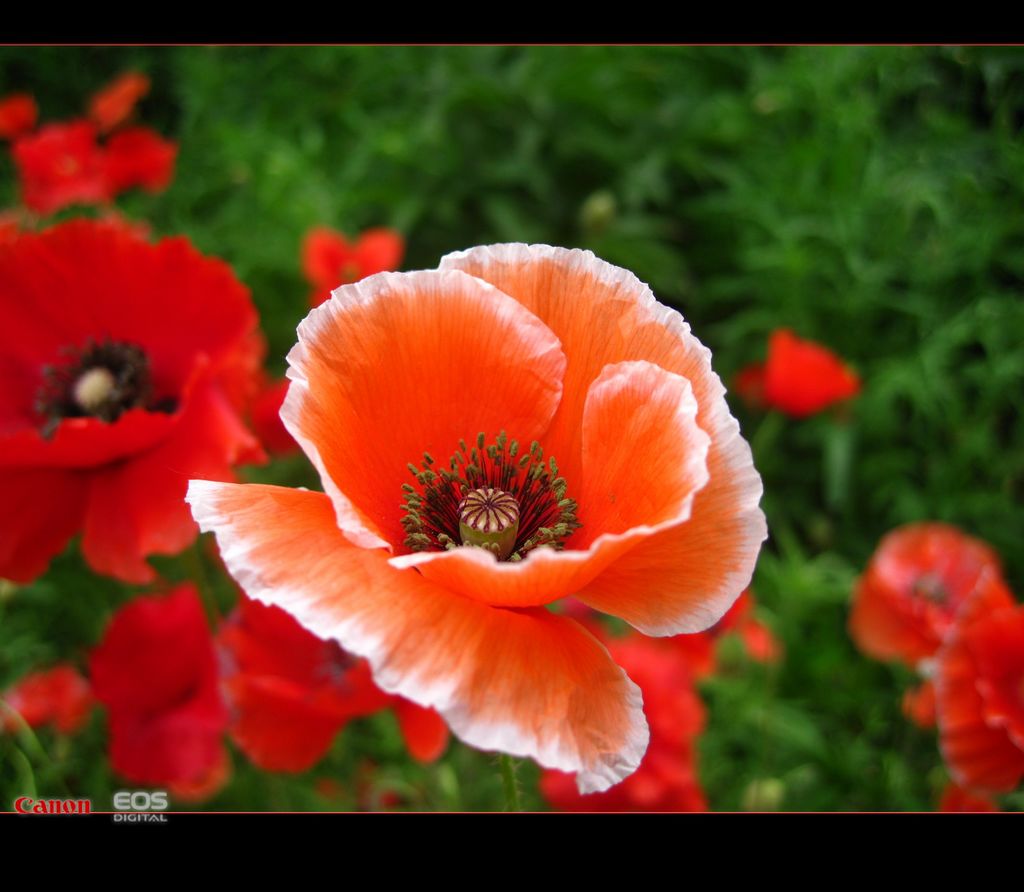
[302,226,405,308]
[90,585,229,801]
[0,210,20,245]
[732,362,767,410]
[1,664,93,734]
[542,634,707,811]
[736,329,860,418]
[0,93,37,140]
[249,376,299,456]
[103,127,177,195]
[713,588,782,664]
[219,596,448,772]
[849,523,1012,668]
[0,220,264,584]
[902,680,937,729]
[189,244,766,792]
[935,603,1024,794]
[88,72,150,133]
[12,121,111,215]
[937,782,998,813]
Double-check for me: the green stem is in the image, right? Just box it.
[186,539,221,626]
[499,753,521,812]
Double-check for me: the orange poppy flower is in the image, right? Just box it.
[935,602,1024,794]
[188,244,766,792]
[849,523,1011,669]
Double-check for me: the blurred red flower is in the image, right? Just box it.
[88,72,150,133]
[713,588,782,664]
[938,782,998,812]
[902,680,937,729]
[849,523,1011,668]
[249,376,299,456]
[90,585,229,801]
[0,93,37,140]
[218,596,448,772]
[935,602,1024,795]
[1,664,93,734]
[0,210,20,245]
[735,329,860,418]
[103,127,177,195]
[301,226,405,307]
[541,634,707,811]
[0,220,264,583]
[12,121,111,215]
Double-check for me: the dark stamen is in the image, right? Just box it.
[401,430,581,561]
[35,338,176,438]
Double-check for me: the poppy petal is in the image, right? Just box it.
[393,699,449,764]
[440,244,766,634]
[281,269,567,551]
[188,480,649,792]
[0,467,86,582]
[935,612,1024,794]
[225,674,351,773]
[389,359,710,607]
[353,228,405,276]
[81,378,262,583]
[301,227,352,287]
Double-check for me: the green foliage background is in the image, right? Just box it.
[1,46,1022,811]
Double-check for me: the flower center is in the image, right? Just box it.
[35,338,176,438]
[912,574,948,605]
[401,431,581,562]
[459,486,520,560]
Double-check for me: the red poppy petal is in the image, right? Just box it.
[0,221,260,411]
[12,121,110,215]
[353,228,405,277]
[936,617,1024,794]
[762,329,860,417]
[249,378,298,456]
[1,664,93,734]
[81,379,261,583]
[188,481,649,792]
[965,609,1024,752]
[938,782,999,813]
[0,409,180,469]
[226,674,350,773]
[301,228,353,287]
[393,699,449,764]
[0,93,38,140]
[0,467,86,583]
[281,269,567,551]
[88,72,150,133]
[902,680,937,729]
[103,127,177,195]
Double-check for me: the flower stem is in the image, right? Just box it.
[187,539,221,626]
[498,753,521,812]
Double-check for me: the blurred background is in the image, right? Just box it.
[1,45,1022,811]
